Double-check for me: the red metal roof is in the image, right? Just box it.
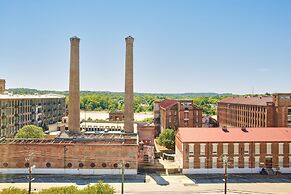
[176,127,291,143]
[219,96,272,106]
[159,99,178,109]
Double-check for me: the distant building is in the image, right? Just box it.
[202,116,219,128]
[217,93,291,128]
[137,123,155,146]
[109,110,124,122]
[0,79,5,94]
[137,123,155,164]
[154,99,202,133]
[0,93,66,137]
[80,122,137,133]
[175,127,291,174]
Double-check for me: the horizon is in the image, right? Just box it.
[1,0,291,94]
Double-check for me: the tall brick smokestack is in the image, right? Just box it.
[124,36,134,133]
[68,36,80,133]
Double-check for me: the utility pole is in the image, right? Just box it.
[26,155,35,194]
[223,155,228,194]
[121,160,125,194]
[28,165,32,194]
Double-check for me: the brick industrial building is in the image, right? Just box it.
[175,127,291,174]
[0,84,66,137]
[0,133,138,174]
[154,99,202,133]
[217,94,291,128]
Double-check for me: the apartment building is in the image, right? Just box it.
[0,93,66,137]
[217,93,291,128]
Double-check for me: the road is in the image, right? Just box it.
[1,174,291,194]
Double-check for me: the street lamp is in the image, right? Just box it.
[118,160,125,194]
[221,154,229,194]
[27,164,36,194]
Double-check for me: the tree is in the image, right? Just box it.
[158,128,175,149]
[15,125,44,139]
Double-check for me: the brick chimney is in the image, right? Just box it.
[124,36,134,133]
[68,36,80,133]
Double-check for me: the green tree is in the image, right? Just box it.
[15,125,44,139]
[158,128,175,149]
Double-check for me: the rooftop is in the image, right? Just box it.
[0,93,65,100]
[0,132,138,145]
[159,99,178,109]
[219,96,273,106]
[176,127,291,143]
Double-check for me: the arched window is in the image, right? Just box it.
[79,163,84,168]
[125,163,130,168]
[46,162,51,168]
[90,163,95,168]
[102,163,107,168]
[67,163,72,168]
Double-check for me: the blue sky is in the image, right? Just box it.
[0,0,290,94]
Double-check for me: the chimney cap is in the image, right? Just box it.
[70,36,80,41]
[125,36,134,42]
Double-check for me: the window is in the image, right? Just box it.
[288,108,291,126]
[79,163,84,168]
[255,143,260,155]
[244,143,249,155]
[223,143,228,155]
[90,163,95,168]
[213,143,218,155]
[200,144,205,156]
[189,144,194,155]
[125,163,130,168]
[3,163,8,168]
[67,163,72,168]
[234,143,239,155]
[46,162,51,168]
[102,163,107,168]
[25,163,30,168]
[113,163,118,168]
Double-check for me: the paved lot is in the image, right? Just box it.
[0,174,291,194]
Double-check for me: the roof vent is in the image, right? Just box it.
[222,126,229,133]
[241,126,248,132]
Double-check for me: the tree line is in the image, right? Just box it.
[8,88,233,115]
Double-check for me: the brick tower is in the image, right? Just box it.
[124,36,134,133]
[68,36,80,133]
